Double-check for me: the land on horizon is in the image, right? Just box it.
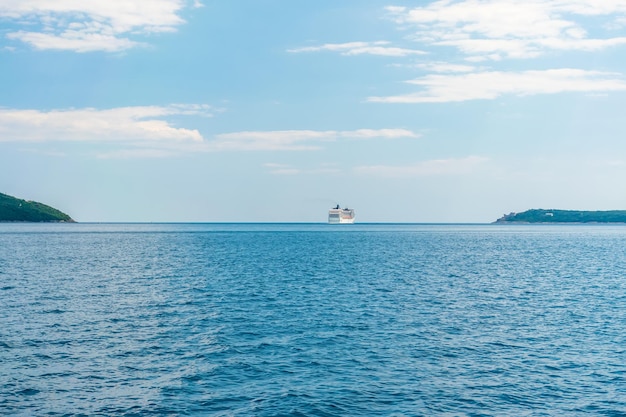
[0,192,74,223]
[495,209,626,224]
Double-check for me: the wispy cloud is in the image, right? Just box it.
[0,105,213,143]
[288,41,426,57]
[0,106,418,157]
[96,149,178,159]
[263,163,300,175]
[415,62,477,73]
[263,162,341,176]
[1,0,194,52]
[354,156,489,177]
[213,129,420,151]
[368,69,626,103]
[387,1,626,61]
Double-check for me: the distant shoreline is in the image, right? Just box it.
[495,209,626,224]
[3,221,626,226]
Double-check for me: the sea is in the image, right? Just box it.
[1,223,626,416]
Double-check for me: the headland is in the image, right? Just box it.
[0,192,74,222]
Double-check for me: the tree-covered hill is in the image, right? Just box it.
[495,209,626,223]
[0,192,74,222]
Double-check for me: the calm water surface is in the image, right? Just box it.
[1,223,626,416]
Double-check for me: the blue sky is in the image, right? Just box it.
[2,0,626,222]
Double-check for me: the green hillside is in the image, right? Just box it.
[0,192,74,222]
[495,209,626,223]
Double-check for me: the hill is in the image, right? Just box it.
[495,209,626,224]
[0,192,74,222]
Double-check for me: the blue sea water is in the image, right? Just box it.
[1,223,626,416]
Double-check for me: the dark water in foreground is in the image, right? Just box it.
[1,223,626,416]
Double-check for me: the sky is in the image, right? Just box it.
[2,0,626,222]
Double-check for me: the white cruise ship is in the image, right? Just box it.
[328,204,355,224]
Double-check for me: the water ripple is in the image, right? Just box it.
[2,224,626,415]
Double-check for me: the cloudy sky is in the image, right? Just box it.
[2,0,626,222]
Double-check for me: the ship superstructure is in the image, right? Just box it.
[328,204,355,224]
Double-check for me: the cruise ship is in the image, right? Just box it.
[328,204,355,224]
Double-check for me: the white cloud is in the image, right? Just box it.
[263,163,341,176]
[263,163,291,169]
[262,163,302,175]
[0,107,419,157]
[288,41,426,57]
[213,129,420,151]
[387,1,626,60]
[368,69,626,103]
[1,0,191,52]
[354,156,489,177]
[341,129,420,139]
[6,31,142,53]
[96,149,178,159]
[0,105,212,143]
[416,62,477,73]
